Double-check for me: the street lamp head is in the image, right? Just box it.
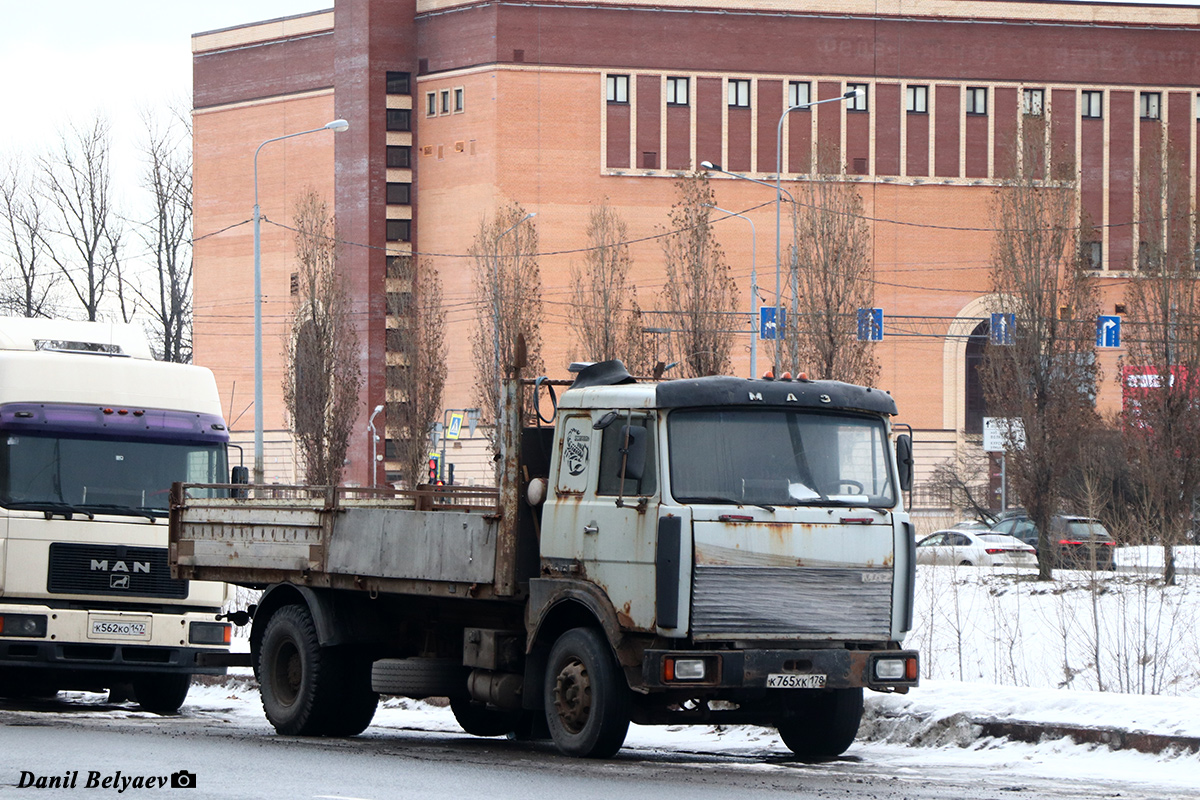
[700,161,720,171]
[325,119,350,132]
[373,404,384,414]
[844,88,863,100]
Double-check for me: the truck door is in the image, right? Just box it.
[542,411,660,632]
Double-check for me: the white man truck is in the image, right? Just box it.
[0,318,234,713]
[170,360,918,757]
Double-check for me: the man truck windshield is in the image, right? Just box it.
[0,434,228,518]
[668,409,896,508]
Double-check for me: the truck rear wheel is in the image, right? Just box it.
[543,627,630,758]
[259,604,343,736]
[133,674,191,715]
[449,695,523,737]
[322,651,379,737]
[775,687,863,759]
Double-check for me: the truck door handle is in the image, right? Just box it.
[584,524,599,535]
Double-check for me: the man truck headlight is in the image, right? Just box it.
[188,621,232,646]
[0,614,48,638]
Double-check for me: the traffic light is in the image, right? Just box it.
[447,464,455,486]
[428,456,439,483]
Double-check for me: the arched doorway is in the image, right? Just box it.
[964,320,990,435]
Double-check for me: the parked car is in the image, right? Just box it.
[988,513,1117,570]
[915,528,1038,568]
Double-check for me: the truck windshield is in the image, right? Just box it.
[0,433,228,518]
[668,408,896,508]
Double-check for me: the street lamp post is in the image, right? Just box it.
[700,87,859,372]
[252,118,349,485]
[367,404,384,488]
[704,204,757,379]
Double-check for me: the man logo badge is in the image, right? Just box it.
[110,574,131,589]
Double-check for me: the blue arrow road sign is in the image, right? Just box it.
[1097,315,1121,348]
[990,312,1015,346]
[760,306,785,340]
[857,308,883,342]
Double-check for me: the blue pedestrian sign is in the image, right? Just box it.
[990,313,1015,346]
[760,306,785,340]
[447,412,464,440]
[1097,315,1121,348]
[857,308,883,342]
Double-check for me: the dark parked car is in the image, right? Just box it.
[989,513,1117,570]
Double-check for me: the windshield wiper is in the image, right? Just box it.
[3,501,93,520]
[76,503,163,522]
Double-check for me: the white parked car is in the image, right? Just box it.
[915,528,1037,568]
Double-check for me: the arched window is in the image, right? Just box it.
[964,321,990,434]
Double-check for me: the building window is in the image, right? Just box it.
[666,77,689,106]
[906,85,928,114]
[728,79,751,108]
[966,86,988,115]
[607,75,629,104]
[386,146,411,168]
[454,87,464,112]
[1141,91,1161,120]
[1081,90,1103,119]
[1196,93,1200,120]
[386,183,411,205]
[847,83,869,111]
[440,90,451,115]
[386,220,411,242]
[788,80,811,108]
[386,109,411,131]
[386,72,410,94]
[1022,88,1044,116]
[426,92,437,116]
[1087,241,1103,270]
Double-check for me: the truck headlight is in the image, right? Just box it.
[663,656,709,682]
[873,656,917,681]
[188,621,231,646]
[0,614,48,638]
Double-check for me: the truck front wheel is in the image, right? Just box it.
[543,627,630,758]
[259,604,343,736]
[775,687,864,759]
[133,674,191,715]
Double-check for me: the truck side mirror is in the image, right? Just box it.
[619,425,646,482]
[895,434,913,493]
[231,465,249,485]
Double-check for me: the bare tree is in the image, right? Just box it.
[0,158,55,317]
[386,256,447,488]
[979,125,1100,580]
[282,191,361,486]
[784,173,879,384]
[927,451,996,523]
[1119,137,1200,585]
[132,110,192,362]
[38,117,124,321]
[659,174,739,378]
[469,203,544,441]
[570,201,651,373]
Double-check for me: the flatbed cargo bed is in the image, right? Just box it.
[169,483,511,599]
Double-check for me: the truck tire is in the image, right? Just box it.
[370,658,465,698]
[259,604,343,736]
[543,627,630,758]
[322,651,379,737]
[775,687,863,759]
[449,695,522,737]
[133,674,191,715]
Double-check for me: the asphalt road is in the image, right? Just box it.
[0,694,1183,800]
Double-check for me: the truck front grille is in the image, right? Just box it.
[691,565,893,639]
[47,543,188,599]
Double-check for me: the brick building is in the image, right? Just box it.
[192,0,1200,497]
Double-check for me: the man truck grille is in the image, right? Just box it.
[47,543,188,599]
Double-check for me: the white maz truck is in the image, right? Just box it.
[0,318,234,713]
[171,360,918,757]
